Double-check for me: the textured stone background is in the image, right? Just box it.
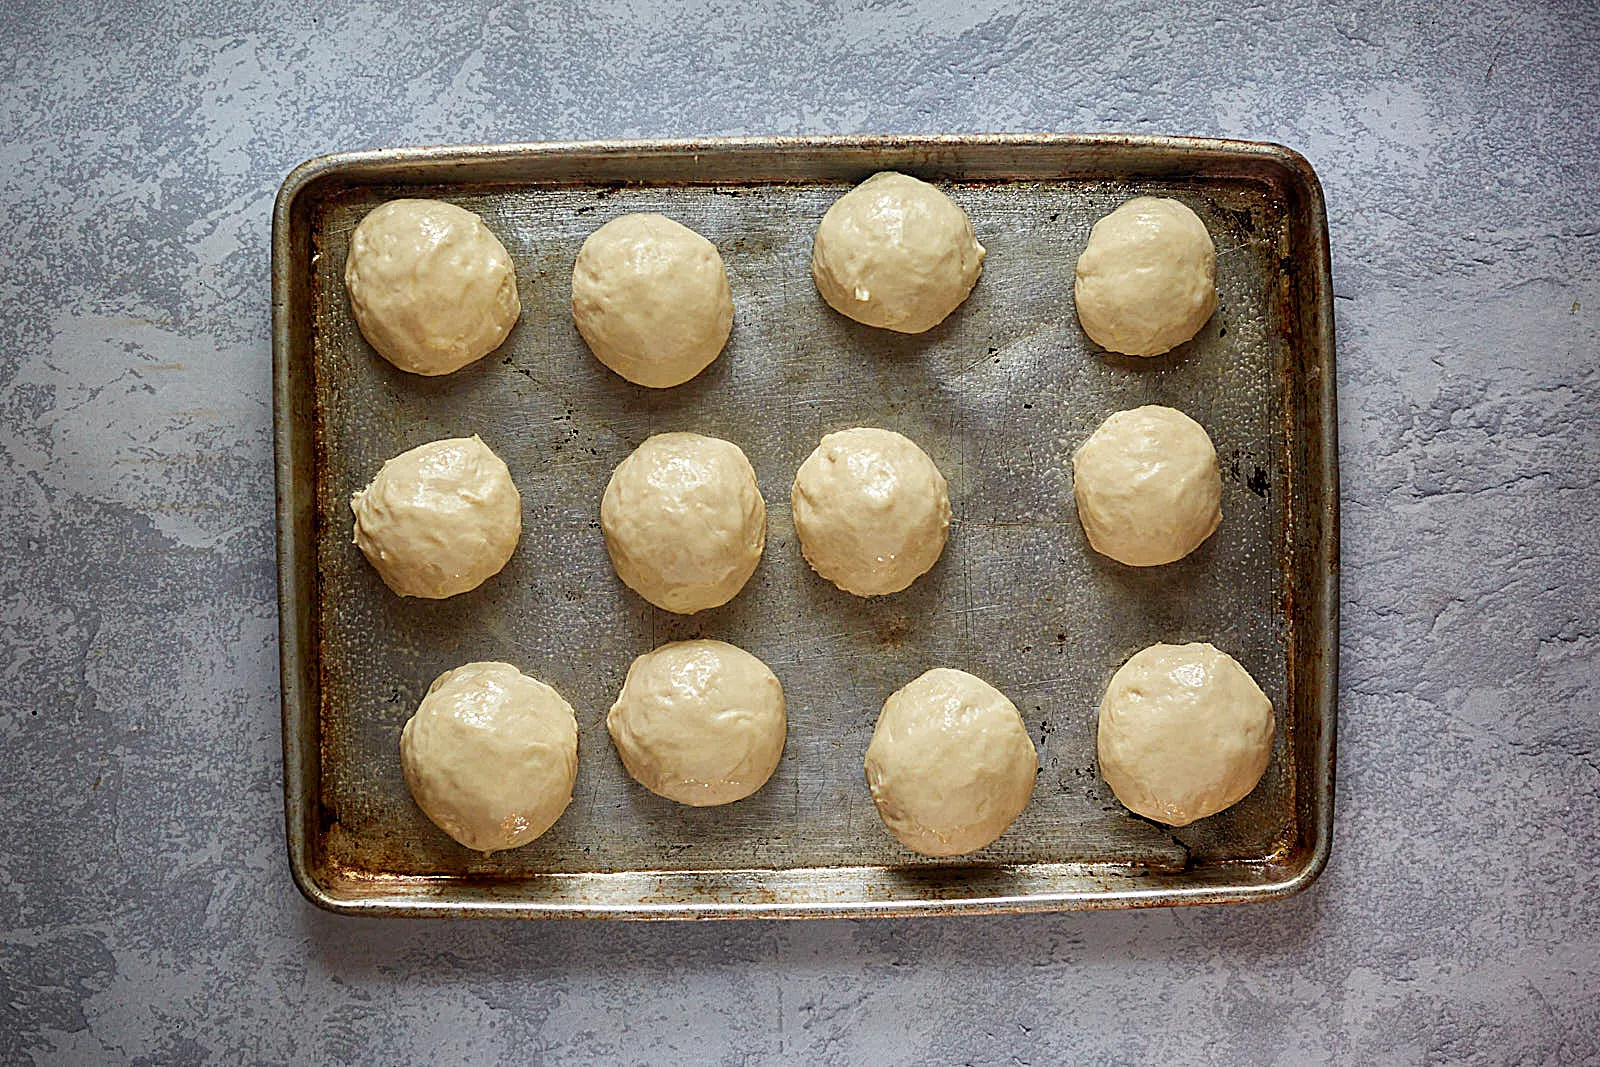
[3,0,1597,1062]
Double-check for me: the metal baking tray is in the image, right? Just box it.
[272,134,1338,919]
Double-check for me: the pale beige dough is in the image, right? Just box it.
[1097,642,1274,827]
[607,640,786,806]
[791,427,950,597]
[864,668,1037,857]
[400,661,579,853]
[351,435,521,598]
[571,213,733,388]
[1072,405,1221,567]
[343,199,521,375]
[1073,196,1217,357]
[811,171,985,333]
[601,432,766,614]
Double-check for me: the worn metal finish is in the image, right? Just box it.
[271,134,1337,919]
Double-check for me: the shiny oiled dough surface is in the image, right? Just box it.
[1071,405,1222,568]
[1073,196,1218,357]
[811,171,986,333]
[572,212,733,388]
[1096,642,1274,827]
[865,668,1039,857]
[344,199,522,375]
[600,432,767,614]
[400,661,580,853]
[351,435,522,599]
[791,426,951,597]
[606,639,787,806]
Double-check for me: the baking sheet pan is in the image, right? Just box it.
[272,134,1338,918]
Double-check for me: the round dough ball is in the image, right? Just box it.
[400,661,579,853]
[792,427,950,597]
[864,668,1037,857]
[351,435,521,598]
[811,171,985,333]
[601,432,766,614]
[1097,642,1274,827]
[343,199,521,375]
[1073,197,1217,357]
[571,213,733,388]
[607,640,786,806]
[1072,405,1221,567]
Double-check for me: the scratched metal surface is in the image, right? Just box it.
[276,137,1332,916]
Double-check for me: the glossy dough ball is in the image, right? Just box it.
[607,640,786,806]
[343,199,521,375]
[1072,405,1221,567]
[351,435,521,598]
[571,213,733,388]
[400,661,579,853]
[1097,643,1274,826]
[864,668,1037,857]
[791,427,950,597]
[811,171,986,333]
[1073,197,1217,357]
[601,433,766,614]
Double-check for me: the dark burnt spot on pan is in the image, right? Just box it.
[1248,466,1271,498]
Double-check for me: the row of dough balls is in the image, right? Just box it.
[342,176,1218,386]
[351,402,1224,606]
[350,425,951,604]
[402,639,1272,858]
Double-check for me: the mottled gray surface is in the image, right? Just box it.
[2,0,1597,1062]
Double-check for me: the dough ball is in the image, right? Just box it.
[607,639,786,806]
[601,432,766,614]
[811,171,985,333]
[1072,405,1221,567]
[1097,642,1274,826]
[792,427,950,597]
[571,213,733,388]
[351,435,521,598]
[1073,197,1217,356]
[400,661,579,853]
[343,199,521,375]
[864,668,1037,857]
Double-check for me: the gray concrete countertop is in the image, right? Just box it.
[3,1,1597,1062]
